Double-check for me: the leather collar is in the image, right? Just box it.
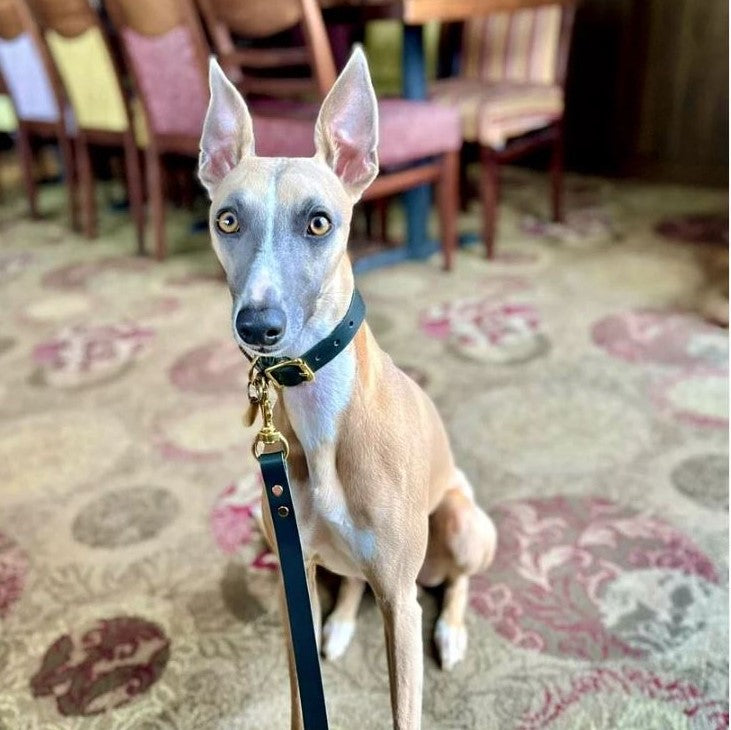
[242,289,366,387]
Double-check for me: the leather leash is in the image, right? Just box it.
[243,290,366,730]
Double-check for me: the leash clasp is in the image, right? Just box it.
[248,371,290,459]
[264,358,315,387]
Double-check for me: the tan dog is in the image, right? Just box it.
[199,49,497,730]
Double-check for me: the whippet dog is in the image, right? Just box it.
[199,48,497,730]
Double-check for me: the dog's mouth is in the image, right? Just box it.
[236,340,289,360]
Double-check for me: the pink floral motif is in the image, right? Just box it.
[470,496,719,661]
[422,299,540,345]
[592,310,728,368]
[521,206,614,243]
[0,532,29,618]
[169,340,245,395]
[420,289,547,364]
[210,477,276,571]
[517,666,728,730]
[33,323,154,387]
[211,481,260,555]
[42,258,152,290]
[652,369,728,430]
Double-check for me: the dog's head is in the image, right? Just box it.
[199,48,378,357]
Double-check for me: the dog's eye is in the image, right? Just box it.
[307,213,332,237]
[216,210,240,234]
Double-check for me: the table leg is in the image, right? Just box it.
[401,24,433,260]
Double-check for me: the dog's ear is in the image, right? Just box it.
[314,46,379,200]
[199,57,255,197]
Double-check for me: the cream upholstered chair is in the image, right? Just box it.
[27,0,144,250]
[431,3,576,258]
[0,0,78,226]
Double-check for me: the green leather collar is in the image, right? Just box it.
[243,289,366,388]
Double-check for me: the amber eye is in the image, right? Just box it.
[216,209,239,234]
[307,213,332,237]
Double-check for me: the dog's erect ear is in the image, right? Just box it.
[199,57,255,197]
[314,47,379,200]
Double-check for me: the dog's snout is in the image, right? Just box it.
[235,306,286,348]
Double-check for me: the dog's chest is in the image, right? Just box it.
[291,471,373,578]
[281,352,374,576]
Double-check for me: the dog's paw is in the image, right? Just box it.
[322,615,356,661]
[434,617,467,671]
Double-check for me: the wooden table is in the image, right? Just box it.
[335,0,571,269]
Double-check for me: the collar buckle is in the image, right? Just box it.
[264,358,315,387]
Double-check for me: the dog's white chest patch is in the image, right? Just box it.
[283,347,376,571]
[282,348,355,453]
[324,503,376,563]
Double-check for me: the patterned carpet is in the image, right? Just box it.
[0,167,728,729]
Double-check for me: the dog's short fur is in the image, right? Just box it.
[200,49,497,730]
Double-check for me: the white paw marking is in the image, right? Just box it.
[434,617,467,671]
[322,616,356,661]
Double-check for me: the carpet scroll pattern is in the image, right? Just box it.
[0,171,727,728]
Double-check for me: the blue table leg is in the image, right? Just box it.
[401,24,433,260]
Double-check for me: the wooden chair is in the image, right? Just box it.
[431,2,576,258]
[197,0,462,270]
[0,0,78,226]
[195,0,337,101]
[26,0,144,251]
[104,0,212,260]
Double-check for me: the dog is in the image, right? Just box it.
[199,48,497,730]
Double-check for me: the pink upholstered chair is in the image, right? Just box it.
[431,2,576,258]
[0,0,78,227]
[27,0,144,250]
[105,0,214,259]
[107,0,461,267]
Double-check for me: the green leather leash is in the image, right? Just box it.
[244,289,366,730]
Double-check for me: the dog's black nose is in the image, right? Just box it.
[235,306,286,347]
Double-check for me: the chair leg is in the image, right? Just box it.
[76,136,97,238]
[377,197,390,244]
[58,132,80,231]
[145,147,166,260]
[550,122,565,223]
[437,150,459,271]
[480,146,500,260]
[122,132,145,255]
[459,145,472,212]
[363,201,374,239]
[16,126,39,219]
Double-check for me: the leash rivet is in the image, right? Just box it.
[334,339,340,347]
[272,484,283,497]
[278,506,290,518]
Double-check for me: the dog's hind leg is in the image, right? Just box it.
[420,469,497,670]
[323,576,365,660]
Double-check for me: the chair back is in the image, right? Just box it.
[28,0,129,132]
[0,0,62,124]
[462,2,575,88]
[196,0,336,100]
[105,0,209,144]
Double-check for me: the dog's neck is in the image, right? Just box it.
[279,258,361,456]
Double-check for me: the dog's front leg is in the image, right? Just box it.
[377,583,423,730]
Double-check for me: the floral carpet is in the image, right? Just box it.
[0,167,728,729]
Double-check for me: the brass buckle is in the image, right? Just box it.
[263,358,315,386]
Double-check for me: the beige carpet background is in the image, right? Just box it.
[0,168,727,729]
